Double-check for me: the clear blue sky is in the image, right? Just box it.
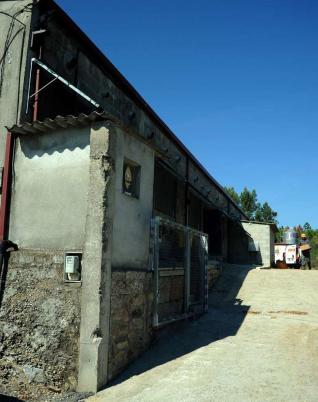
[56,0,318,228]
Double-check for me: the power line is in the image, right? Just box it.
[0,3,33,96]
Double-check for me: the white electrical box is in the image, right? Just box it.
[65,255,79,273]
[64,253,82,282]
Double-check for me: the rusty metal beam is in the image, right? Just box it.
[0,132,14,240]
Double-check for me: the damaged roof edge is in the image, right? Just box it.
[28,0,248,219]
[8,111,115,134]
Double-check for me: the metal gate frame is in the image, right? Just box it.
[150,216,208,327]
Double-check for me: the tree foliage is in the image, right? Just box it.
[240,187,258,220]
[224,186,240,205]
[224,186,278,223]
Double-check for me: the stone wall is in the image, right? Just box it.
[158,273,184,322]
[108,270,153,380]
[0,249,81,401]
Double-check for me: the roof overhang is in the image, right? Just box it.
[8,111,115,135]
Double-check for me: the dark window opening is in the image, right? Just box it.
[31,68,94,121]
[203,208,224,259]
[188,190,202,231]
[153,160,178,220]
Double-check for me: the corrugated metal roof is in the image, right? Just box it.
[8,111,114,135]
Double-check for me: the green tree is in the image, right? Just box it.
[257,201,278,223]
[276,226,285,243]
[224,185,278,223]
[303,222,315,239]
[240,187,258,220]
[223,186,240,206]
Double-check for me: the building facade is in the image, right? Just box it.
[0,1,274,399]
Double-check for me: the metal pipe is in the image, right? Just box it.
[0,240,18,255]
[33,66,41,121]
[0,132,14,240]
[33,47,42,121]
[0,240,18,308]
[29,76,57,100]
[26,58,100,115]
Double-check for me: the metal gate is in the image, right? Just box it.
[150,217,208,326]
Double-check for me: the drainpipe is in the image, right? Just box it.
[33,46,42,122]
[0,131,14,241]
[0,131,18,277]
[0,240,18,274]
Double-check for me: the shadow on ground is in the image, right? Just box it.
[107,264,255,388]
[0,396,25,402]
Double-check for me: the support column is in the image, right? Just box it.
[77,121,116,392]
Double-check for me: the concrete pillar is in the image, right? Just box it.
[77,122,116,392]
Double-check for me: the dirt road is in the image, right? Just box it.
[88,265,318,402]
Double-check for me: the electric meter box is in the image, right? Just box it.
[64,252,82,282]
[65,255,79,273]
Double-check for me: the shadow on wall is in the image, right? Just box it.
[228,220,263,266]
[106,263,253,389]
[18,127,90,159]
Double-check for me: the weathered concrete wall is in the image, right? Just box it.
[0,1,32,173]
[108,270,153,380]
[78,122,115,392]
[112,127,155,269]
[0,249,81,402]
[242,222,273,267]
[9,127,90,250]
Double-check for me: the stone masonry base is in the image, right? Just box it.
[0,249,81,401]
[108,270,153,380]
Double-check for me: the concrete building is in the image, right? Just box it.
[0,1,276,399]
